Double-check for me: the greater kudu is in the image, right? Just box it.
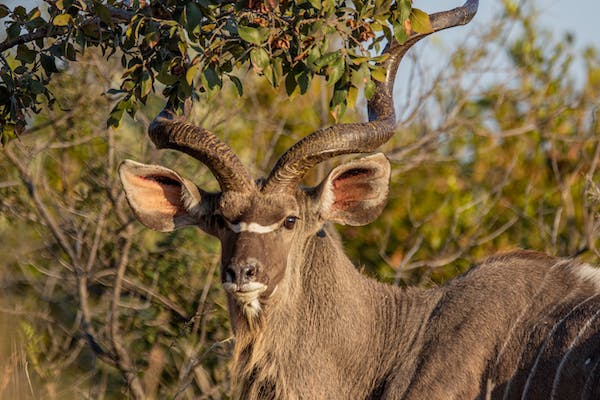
[118,0,600,398]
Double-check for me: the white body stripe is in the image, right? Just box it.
[226,220,280,234]
[521,294,599,399]
[550,305,600,399]
[575,264,600,291]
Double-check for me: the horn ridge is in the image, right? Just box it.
[149,106,254,194]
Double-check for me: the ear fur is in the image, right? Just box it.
[316,153,391,226]
[118,160,206,232]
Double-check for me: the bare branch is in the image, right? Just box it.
[109,226,146,400]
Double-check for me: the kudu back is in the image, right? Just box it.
[118,1,600,398]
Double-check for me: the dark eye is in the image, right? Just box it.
[283,216,298,230]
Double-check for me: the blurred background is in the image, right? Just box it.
[1,0,600,398]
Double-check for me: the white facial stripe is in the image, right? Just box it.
[226,220,280,234]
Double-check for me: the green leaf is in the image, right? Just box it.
[0,5,9,18]
[13,6,26,19]
[351,62,369,87]
[347,85,358,109]
[29,79,46,95]
[285,72,297,96]
[374,0,392,16]
[157,62,178,85]
[53,14,73,27]
[250,48,270,72]
[266,58,283,87]
[370,66,386,82]
[28,7,41,21]
[40,54,59,75]
[410,8,432,34]
[7,23,21,40]
[364,79,376,99]
[297,70,310,94]
[16,44,36,64]
[185,63,200,86]
[184,3,202,33]
[393,21,408,44]
[229,75,243,96]
[238,25,269,46]
[331,87,347,107]
[307,46,321,68]
[140,71,152,98]
[105,88,126,96]
[327,56,345,86]
[94,2,113,25]
[314,50,341,69]
[263,64,274,86]
[398,0,412,19]
[64,43,77,61]
[307,0,321,10]
[107,98,128,128]
[203,67,221,90]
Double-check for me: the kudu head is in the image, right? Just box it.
[118,0,478,328]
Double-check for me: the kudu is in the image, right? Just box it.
[118,0,600,398]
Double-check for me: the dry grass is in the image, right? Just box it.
[0,313,35,400]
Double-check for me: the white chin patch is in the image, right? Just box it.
[222,282,267,318]
[242,299,262,319]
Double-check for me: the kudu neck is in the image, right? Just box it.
[229,230,441,398]
[255,233,436,361]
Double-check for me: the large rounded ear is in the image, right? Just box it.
[118,160,209,232]
[315,153,391,226]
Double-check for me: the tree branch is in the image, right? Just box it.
[109,226,146,400]
[0,5,138,54]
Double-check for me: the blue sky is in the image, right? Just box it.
[390,0,599,100]
[428,0,598,53]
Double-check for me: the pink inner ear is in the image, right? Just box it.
[332,168,377,208]
[132,175,185,217]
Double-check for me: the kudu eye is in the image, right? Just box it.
[283,216,298,230]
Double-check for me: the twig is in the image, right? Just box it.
[175,337,234,400]
[109,226,146,400]
[24,361,35,398]
[93,269,189,319]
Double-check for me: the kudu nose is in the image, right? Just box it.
[224,264,258,286]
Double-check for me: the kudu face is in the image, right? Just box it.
[118,0,478,324]
[119,154,391,320]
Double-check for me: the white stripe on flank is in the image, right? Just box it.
[550,302,600,399]
[521,294,598,399]
[499,302,564,400]
[226,220,280,234]
[496,261,566,400]
[576,264,600,291]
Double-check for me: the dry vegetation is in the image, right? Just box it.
[1,2,600,398]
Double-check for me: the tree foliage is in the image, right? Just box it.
[0,0,433,142]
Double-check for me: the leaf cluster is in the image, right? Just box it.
[0,0,432,140]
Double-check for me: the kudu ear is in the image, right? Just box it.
[315,153,391,226]
[118,160,207,232]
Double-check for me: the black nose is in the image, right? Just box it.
[224,264,258,285]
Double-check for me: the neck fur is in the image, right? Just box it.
[230,232,439,399]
